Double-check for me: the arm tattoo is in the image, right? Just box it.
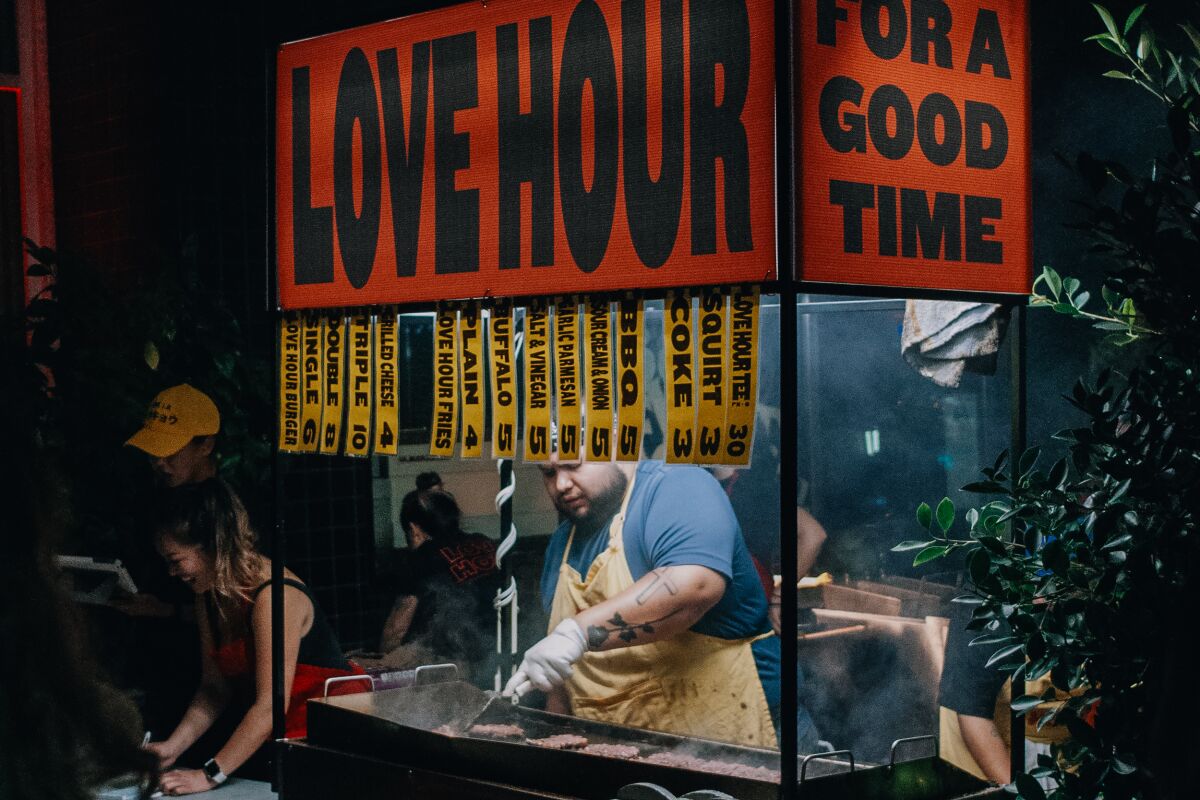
[635,568,680,606]
[587,609,681,649]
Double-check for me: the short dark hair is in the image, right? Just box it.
[400,473,463,542]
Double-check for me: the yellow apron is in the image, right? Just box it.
[548,473,778,748]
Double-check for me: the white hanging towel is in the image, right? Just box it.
[901,301,1008,388]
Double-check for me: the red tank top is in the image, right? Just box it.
[208,579,366,739]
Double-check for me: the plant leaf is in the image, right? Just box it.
[913,545,949,566]
[916,502,932,530]
[1124,3,1146,35]
[892,540,935,552]
[1012,694,1044,713]
[935,497,955,534]
[1112,754,1137,775]
[985,643,1025,669]
[1016,772,1048,800]
[1093,4,1119,39]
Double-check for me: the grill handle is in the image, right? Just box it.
[414,663,459,686]
[888,735,939,767]
[799,749,854,783]
[322,674,375,698]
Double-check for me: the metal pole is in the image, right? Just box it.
[497,458,516,683]
[1009,303,1027,781]
[264,23,285,788]
[775,0,797,793]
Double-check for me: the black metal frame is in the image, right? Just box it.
[262,2,1033,797]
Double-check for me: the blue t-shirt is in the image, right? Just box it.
[538,462,781,717]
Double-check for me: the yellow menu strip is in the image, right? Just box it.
[430,305,459,458]
[373,313,399,455]
[344,314,373,457]
[277,317,303,453]
[584,296,613,461]
[460,302,485,458]
[299,315,324,453]
[489,300,517,459]
[695,287,728,464]
[663,290,696,463]
[319,316,346,455]
[523,300,552,462]
[554,296,582,460]
[615,295,644,461]
[722,287,759,466]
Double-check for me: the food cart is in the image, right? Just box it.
[266,0,1031,797]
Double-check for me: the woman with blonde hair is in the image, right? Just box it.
[146,479,363,795]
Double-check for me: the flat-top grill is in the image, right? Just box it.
[305,681,980,800]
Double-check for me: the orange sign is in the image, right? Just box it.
[797,0,1029,294]
[276,0,776,310]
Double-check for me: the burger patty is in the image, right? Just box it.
[526,734,588,750]
[468,723,525,738]
[581,743,640,759]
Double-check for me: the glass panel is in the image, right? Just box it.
[789,294,1011,770]
[368,295,1011,790]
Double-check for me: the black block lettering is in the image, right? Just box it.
[901,188,961,260]
[334,48,382,289]
[433,33,480,274]
[965,100,1008,169]
[916,92,962,166]
[861,0,907,61]
[819,76,867,154]
[623,0,684,268]
[292,67,334,285]
[868,84,914,160]
[911,0,952,68]
[559,0,619,272]
[817,0,848,46]
[690,0,752,254]
[498,18,555,269]
[877,184,897,256]
[965,195,1003,263]
[966,9,1011,79]
[830,179,875,254]
[377,44,430,278]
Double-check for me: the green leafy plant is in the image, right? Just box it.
[897,5,1200,799]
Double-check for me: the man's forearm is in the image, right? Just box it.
[572,565,724,652]
[958,713,1011,784]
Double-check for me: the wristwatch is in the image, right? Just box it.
[202,758,228,786]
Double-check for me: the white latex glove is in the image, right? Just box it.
[503,618,587,698]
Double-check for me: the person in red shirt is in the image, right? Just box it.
[145,479,363,795]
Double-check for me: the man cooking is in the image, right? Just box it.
[504,449,795,750]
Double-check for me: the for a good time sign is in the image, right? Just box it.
[797,0,1030,294]
[276,0,776,310]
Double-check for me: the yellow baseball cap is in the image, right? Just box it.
[125,384,221,458]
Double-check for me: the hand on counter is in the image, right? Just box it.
[503,618,587,697]
[156,768,215,795]
[145,740,181,770]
